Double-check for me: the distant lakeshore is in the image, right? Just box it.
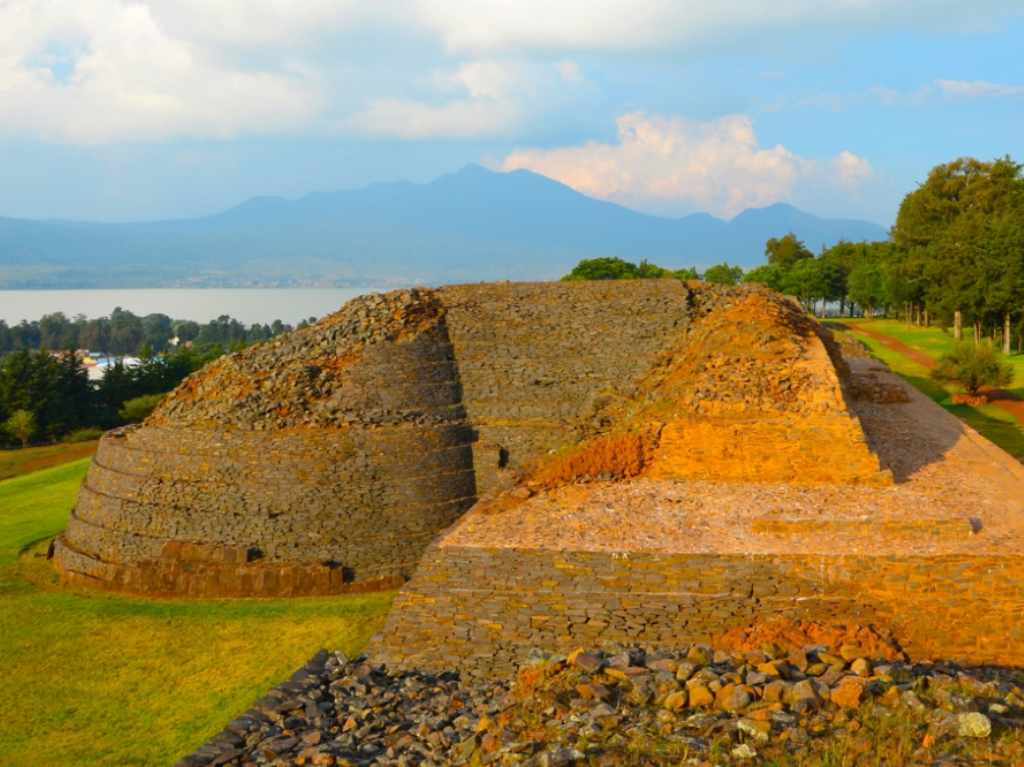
[0,288,387,326]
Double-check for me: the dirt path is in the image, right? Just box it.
[848,323,1024,429]
[850,323,937,370]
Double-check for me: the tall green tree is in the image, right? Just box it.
[765,233,814,271]
[742,264,785,292]
[702,262,743,285]
[893,156,1024,336]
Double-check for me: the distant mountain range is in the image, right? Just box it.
[0,164,888,288]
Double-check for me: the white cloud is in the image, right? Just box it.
[347,59,577,139]
[412,0,1020,53]
[0,0,322,143]
[936,79,1024,98]
[500,113,871,218]
[833,150,873,188]
[346,97,522,140]
[1,0,1020,143]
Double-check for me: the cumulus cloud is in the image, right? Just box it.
[2,0,1020,143]
[500,113,871,218]
[0,0,322,143]
[833,150,874,187]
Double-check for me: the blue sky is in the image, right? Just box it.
[1,1,1022,226]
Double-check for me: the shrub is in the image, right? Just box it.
[931,342,1014,395]
[561,257,701,282]
[118,393,166,424]
[63,427,104,443]
[4,409,37,448]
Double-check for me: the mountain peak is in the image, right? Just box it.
[0,163,889,288]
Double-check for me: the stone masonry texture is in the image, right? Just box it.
[54,280,752,596]
[369,348,1024,676]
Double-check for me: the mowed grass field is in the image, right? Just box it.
[0,455,393,766]
[839,319,1024,461]
[846,318,1024,393]
[0,439,98,482]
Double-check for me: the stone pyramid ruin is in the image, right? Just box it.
[52,281,1024,672]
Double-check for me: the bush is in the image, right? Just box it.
[63,427,104,443]
[561,257,700,282]
[931,342,1014,395]
[118,393,166,424]
[4,409,37,448]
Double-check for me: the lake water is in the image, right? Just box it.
[0,288,384,325]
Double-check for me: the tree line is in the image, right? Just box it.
[0,308,302,356]
[562,257,742,285]
[563,156,1024,353]
[0,345,228,448]
[0,308,319,448]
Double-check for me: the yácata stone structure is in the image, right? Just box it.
[52,280,1024,674]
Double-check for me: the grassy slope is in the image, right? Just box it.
[0,440,99,482]
[0,461,392,766]
[840,321,1024,461]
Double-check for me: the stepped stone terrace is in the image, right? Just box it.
[51,280,1024,675]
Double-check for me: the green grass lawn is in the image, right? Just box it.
[846,318,1024,396]
[0,440,99,482]
[0,460,393,766]
[837,323,1024,461]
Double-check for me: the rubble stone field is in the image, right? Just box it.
[181,641,1024,766]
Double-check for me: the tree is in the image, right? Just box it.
[819,240,869,313]
[118,393,165,424]
[978,198,1024,353]
[742,264,785,292]
[39,312,78,350]
[80,318,111,354]
[562,257,642,280]
[561,258,700,282]
[174,320,200,344]
[672,267,700,281]
[782,259,830,312]
[765,233,813,271]
[142,313,174,352]
[5,409,36,448]
[893,156,1022,251]
[702,262,743,285]
[931,342,1013,396]
[847,259,885,316]
[109,307,144,355]
[634,259,670,279]
[893,156,1024,335]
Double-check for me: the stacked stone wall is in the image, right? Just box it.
[368,545,1024,678]
[54,294,478,596]
[437,281,692,493]
[53,281,892,598]
[54,281,705,596]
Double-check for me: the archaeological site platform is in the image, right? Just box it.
[51,281,1024,671]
